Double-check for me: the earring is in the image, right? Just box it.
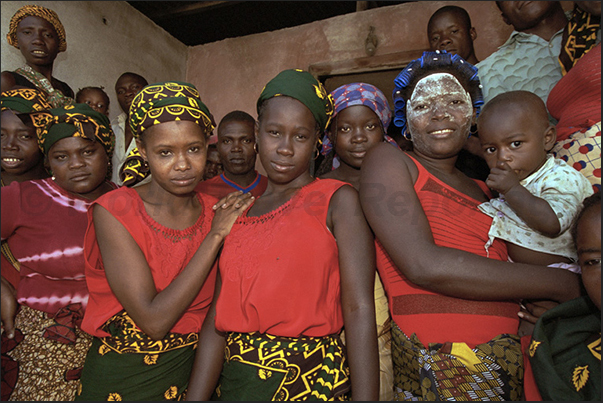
[313,148,320,160]
[253,143,259,154]
[403,129,412,141]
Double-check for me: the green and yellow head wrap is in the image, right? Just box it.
[7,4,67,53]
[30,103,115,158]
[1,88,52,114]
[257,69,334,132]
[128,81,215,138]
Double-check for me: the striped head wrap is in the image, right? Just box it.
[1,88,52,114]
[29,103,115,158]
[392,50,483,140]
[320,82,398,156]
[120,81,214,187]
[128,81,215,138]
[257,69,334,132]
[7,4,67,53]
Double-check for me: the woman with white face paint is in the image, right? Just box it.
[358,51,582,401]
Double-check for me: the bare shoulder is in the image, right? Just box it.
[1,71,17,92]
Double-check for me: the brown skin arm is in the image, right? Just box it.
[329,185,379,400]
[359,143,580,303]
[1,276,18,339]
[186,273,226,400]
[1,71,17,93]
[486,161,561,236]
[94,193,254,341]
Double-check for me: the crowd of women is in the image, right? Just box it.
[1,3,600,401]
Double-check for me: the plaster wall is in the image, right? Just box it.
[1,1,188,122]
[186,1,520,126]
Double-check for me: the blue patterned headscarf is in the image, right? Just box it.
[320,82,398,156]
[392,50,483,139]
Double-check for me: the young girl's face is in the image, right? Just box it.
[47,136,108,199]
[407,72,473,158]
[138,120,207,196]
[257,97,317,185]
[576,204,601,310]
[332,105,383,169]
[1,110,44,175]
[479,104,552,181]
[77,89,110,116]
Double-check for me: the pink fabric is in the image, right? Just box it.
[82,186,219,337]
[215,178,348,337]
[1,179,116,315]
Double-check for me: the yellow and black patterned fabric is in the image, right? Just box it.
[559,3,601,75]
[7,4,67,52]
[212,331,351,401]
[1,88,52,114]
[30,103,114,158]
[391,323,524,401]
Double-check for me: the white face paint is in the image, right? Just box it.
[407,72,473,139]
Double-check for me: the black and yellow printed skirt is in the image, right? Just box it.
[75,311,198,401]
[212,331,351,401]
[392,322,524,401]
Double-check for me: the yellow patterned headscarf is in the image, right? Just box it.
[1,88,52,114]
[7,4,67,53]
[128,81,215,138]
[30,103,114,158]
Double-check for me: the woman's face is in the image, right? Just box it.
[16,16,59,67]
[257,96,317,185]
[332,105,383,169]
[1,110,44,176]
[47,137,108,199]
[407,72,474,158]
[138,120,207,196]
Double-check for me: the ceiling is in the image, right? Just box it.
[127,1,413,46]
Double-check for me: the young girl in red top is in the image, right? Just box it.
[186,69,379,400]
[76,82,253,401]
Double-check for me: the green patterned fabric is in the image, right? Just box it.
[529,296,601,401]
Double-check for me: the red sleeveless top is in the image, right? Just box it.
[81,187,219,337]
[215,178,348,337]
[376,154,519,348]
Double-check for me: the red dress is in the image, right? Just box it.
[81,187,218,337]
[215,178,348,337]
[377,154,519,348]
[195,171,268,199]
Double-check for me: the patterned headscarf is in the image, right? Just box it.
[1,88,52,114]
[392,50,483,140]
[257,69,334,132]
[120,81,214,187]
[30,103,114,158]
[320,82,398,156]
[128,81,214,138]
[7,4,67,52]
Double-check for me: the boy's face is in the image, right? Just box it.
[217,121,256,176]
[203,147,223,180]
[115,75,146,114]
[576,205,601,310]
[78,89,110,116]
[428,11,476,62]
[478,104,554,181]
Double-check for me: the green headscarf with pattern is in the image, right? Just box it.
[257,69,334,132]
[1,88,52,114]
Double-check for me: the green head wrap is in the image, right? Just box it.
[1,88,52,114]
[257,69,334,132]
[128,81,215,138]
[30,103,115,158]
